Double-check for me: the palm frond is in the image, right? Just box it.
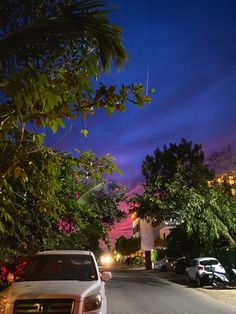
[76,182,104,207]
[0,0,127,75]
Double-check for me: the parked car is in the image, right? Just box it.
[185,257,226,286]
[154,257,177,271]
[174,257,191,274]
[0,250,112,314]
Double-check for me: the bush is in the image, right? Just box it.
[151,249,158,263]
[133,256,143,267]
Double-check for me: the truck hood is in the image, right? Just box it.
[1,280,101,302]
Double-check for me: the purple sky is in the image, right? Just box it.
[51,0,236,242]
[53,0,236,186]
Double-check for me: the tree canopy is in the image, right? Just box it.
[0,150,127,261]
[115,236,140,256]
[0,0,152,260]
[0,0,151,135]
[130,139,236,253]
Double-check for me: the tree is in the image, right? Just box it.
[77,181,127,227]
[207,145,236,198]
[130,139,236,253]
[58,155,127,250]
[132,139,213,221]
[0,0,152,251]
[207,145,236,174]
[0,150,127,261]
[0,0,151,138]
[115,236,140,256]
[166,226,201,258]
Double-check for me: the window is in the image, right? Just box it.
[199,259,218,266]
[16,254,98,282]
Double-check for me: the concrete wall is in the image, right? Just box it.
[140,219,154,255]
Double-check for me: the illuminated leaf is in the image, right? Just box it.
[80,129,88,138]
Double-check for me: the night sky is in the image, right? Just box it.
[51,0,236,243]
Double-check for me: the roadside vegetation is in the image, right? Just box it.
[0,0,152,263]
[115,235,141,256]
[129,139,236,258]
[115,235,142,267]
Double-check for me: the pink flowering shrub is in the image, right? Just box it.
[74,191,79,200]
[57,219,78,235]
[65,191,79,200]
[154,191,161,198]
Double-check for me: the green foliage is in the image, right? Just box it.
[214,247,236,267]
[76,181,127,226]
[151,249,158,262]
[74,150,122,180]
[166,226,201,257]
[142,138,212,184]
[131,139,236,254]
[0,0,128,74]
[115,236,141,256]
[133,256,143,267]
[46,153,127,250]
[0,151,127,261]
[0,0,151,141]
[0,130,65,236]
[0,0,153,262]
[131,139,213,222]
[58,159,127,248]
[0,1,151,232]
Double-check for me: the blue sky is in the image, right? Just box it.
[52,0,236,190]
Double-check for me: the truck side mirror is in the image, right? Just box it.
[101,271,112,282]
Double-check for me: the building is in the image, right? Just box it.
[133,217,154,259]
[153,221,176,249]
[132,216,176,256]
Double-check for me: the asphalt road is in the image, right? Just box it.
[102,263,236,314]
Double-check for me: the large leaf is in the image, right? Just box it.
[0,0,128,74]
[76,182,104,207]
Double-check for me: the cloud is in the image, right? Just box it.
[109,217,133,244]
[108,183,144,245]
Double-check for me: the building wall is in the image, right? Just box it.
[132,218,154,255]
[140,219,154,254]
[132,218,140,238]
[159,226,173,240]
[132,218,176,253]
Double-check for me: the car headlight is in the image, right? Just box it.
[83,293,102,312]
[0,297,7,314]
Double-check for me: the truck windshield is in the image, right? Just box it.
[15,254,98,282]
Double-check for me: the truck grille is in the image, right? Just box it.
[14,299,74,314]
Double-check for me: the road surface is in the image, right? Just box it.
[102,263,236,314]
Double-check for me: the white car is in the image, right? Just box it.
[185,257,226,286]
[0,250,112,314]
[154,257,177,271]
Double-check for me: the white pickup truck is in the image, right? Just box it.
[0,250,112,314]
